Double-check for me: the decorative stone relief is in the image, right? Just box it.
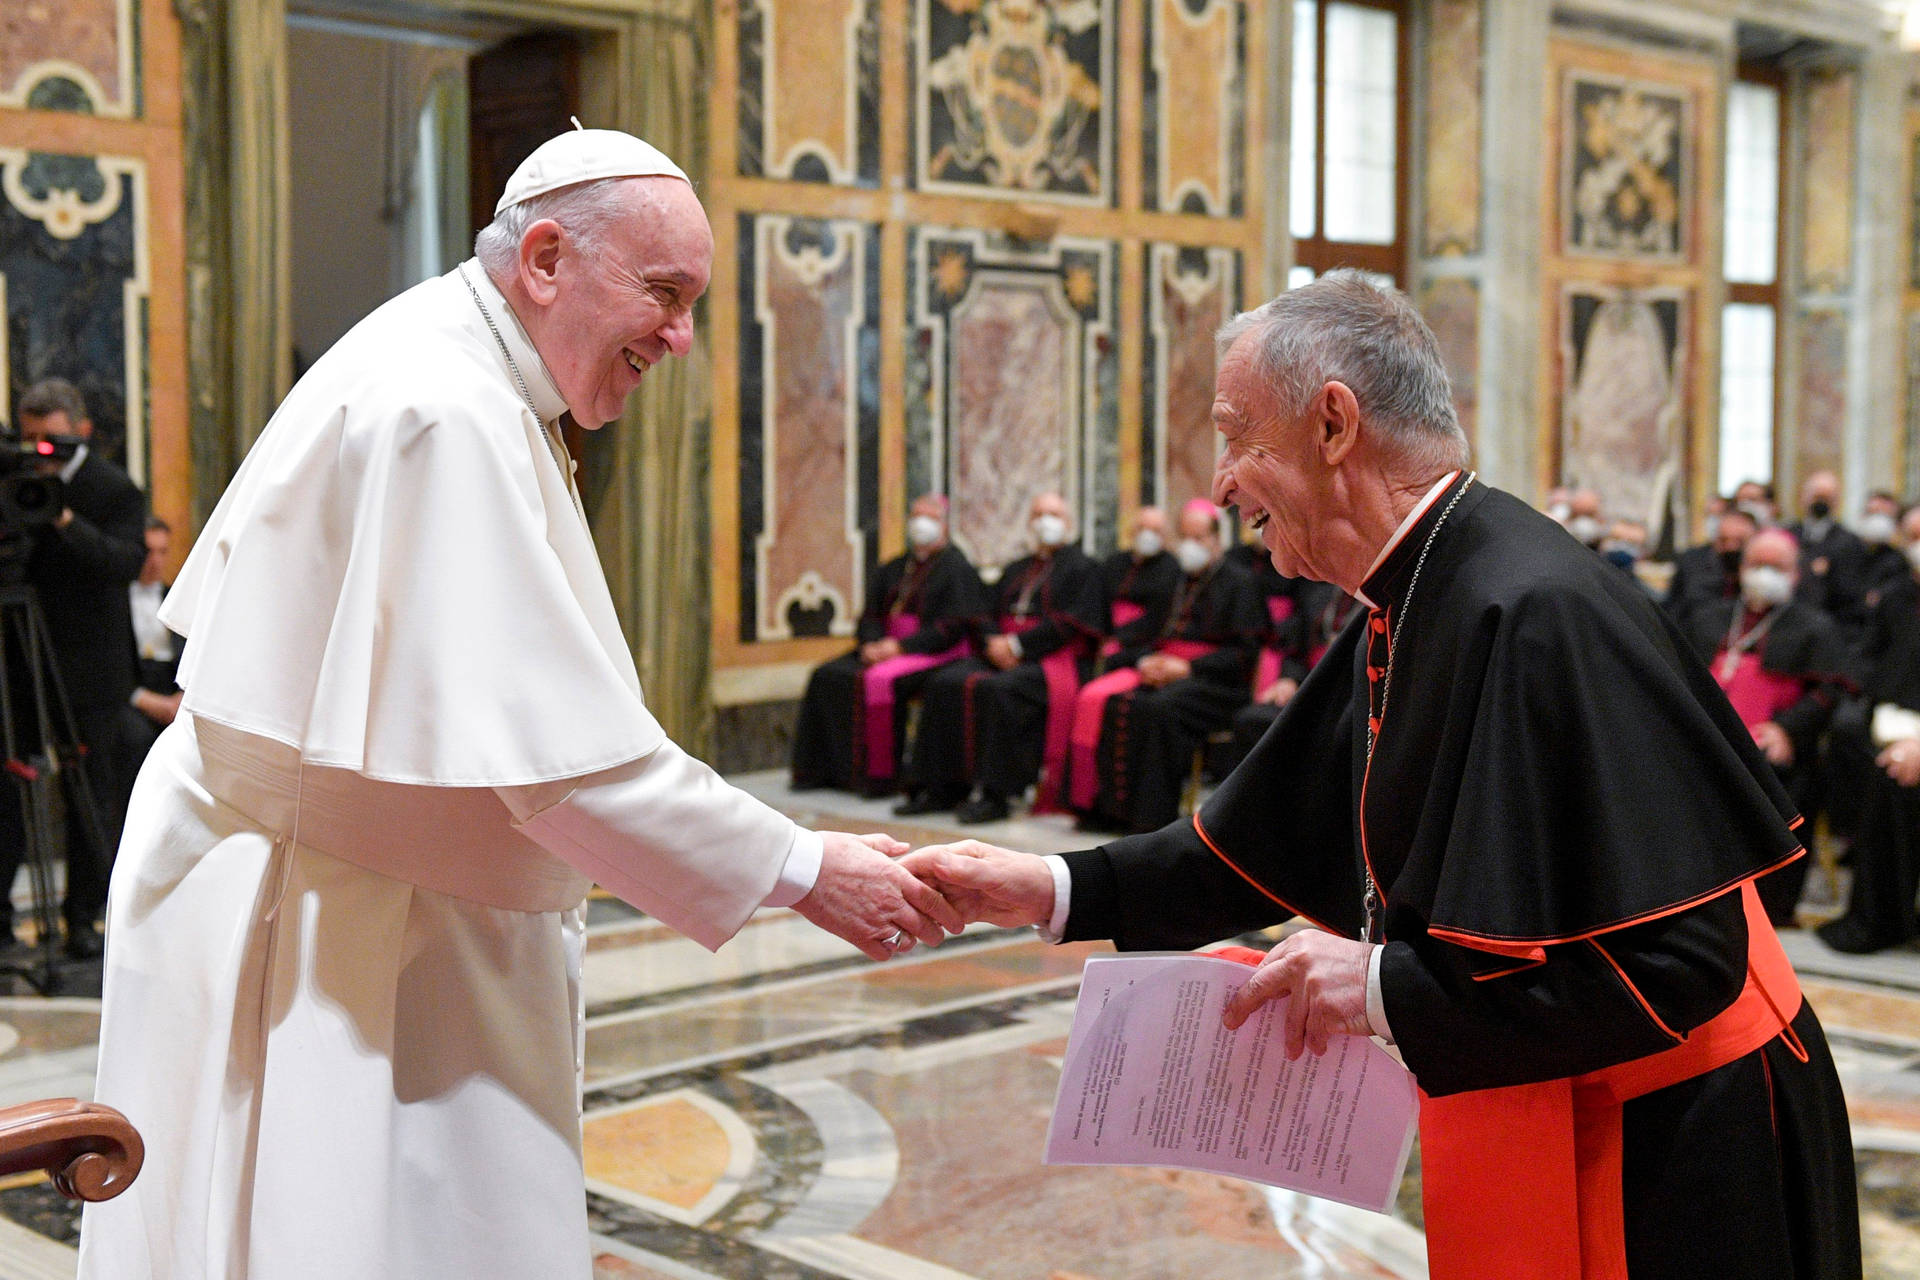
[1560,69,1690,262]
[1558,283,1687,528]
[916,0,1113,205]
[0,0,136,117]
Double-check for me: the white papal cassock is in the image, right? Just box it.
[77,261,821,1278]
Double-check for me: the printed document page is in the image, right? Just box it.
[1045,952,1419,1213]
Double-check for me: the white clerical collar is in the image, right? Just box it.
[1355,471,1461,610]
[459,259,570,425]
[59,442,88,483]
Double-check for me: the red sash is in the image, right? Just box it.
[860,614,966,782]
[1713,650,1806,730]
[986,617,1084,814]
[1066,639,1217,810]
[1211,879,1802,1279]
[1418,881,1803,1279]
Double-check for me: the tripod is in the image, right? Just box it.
[0,579,112,994]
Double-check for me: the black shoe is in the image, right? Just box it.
[956,794,1011,824]
[1815,918,1898,955]
[63,926,104,960]
[894,790,962,817]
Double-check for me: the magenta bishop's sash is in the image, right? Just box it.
[861,614,967,782]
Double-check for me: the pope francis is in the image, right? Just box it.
[77,130,960,1277]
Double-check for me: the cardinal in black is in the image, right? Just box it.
[1068,500,1263,835]
[1789,470,1869,633]
[1683,529,1851,925]
[894,492,1103,822]
[906,272,1858,1280]
[790,494,985,795]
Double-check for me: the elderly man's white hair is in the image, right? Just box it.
[1216,269,1470,474]
[473,179,630,279]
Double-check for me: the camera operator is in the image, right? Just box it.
[4,379,147,958]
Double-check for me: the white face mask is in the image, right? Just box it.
[1702,515,1722,543]
[1740,565,1793,609]
[907,515,944,549]
[1133,529,1164,558]
[1031,514,1068,548]
[1567,515,1605,547]
[1857,512,1897,546]
[1737,501,1774,528]
[1175,538,1213,575]
[1546,501,1572,524]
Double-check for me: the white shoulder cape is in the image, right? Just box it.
[162,266,665,786]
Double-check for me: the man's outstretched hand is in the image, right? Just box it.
[898,840,1055,930]
[795,830,964,962]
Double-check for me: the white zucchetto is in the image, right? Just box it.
[493,125,689,216]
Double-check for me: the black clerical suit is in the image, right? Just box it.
[1819,576,1920,953]
[1079,556,1263,834]
[1056,476,1857,1279]
[0,448,148,938]
[1686,596,1851,924]
[1091,547,1180,661]
[902,546,1102,806]
[1661,539,1739,634]
[791,544,985,794]
[1790,517,1869,632]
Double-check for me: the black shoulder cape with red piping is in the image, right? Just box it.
[1192,478,1804,960]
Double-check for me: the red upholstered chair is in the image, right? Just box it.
[0,1098,142,1201]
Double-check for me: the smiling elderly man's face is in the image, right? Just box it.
[1210,333,1325,580]
[542,178,713,429]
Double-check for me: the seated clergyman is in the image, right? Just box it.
[1066,499,1263,834]
[894,492,1104,823]
[790,494,986,796]
[1684,528,1849,925]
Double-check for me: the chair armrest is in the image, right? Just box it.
[0,1098,143,1202]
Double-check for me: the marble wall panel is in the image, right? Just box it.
[0,0,134,117]
[737,0,881,186]
[1557,283,1687,527]
[908,228,1118,570]
[1146,243,1239,507]
[1142,0,1244,217]
[0,149,148,478]
[1422,0,1481,258]
[1559,68,1691,263]
[1802,70,1856,296]
[1416,276,1478,444]
[915,0,1113,205]
[737,214,882,643]
[1796,307,1848,483]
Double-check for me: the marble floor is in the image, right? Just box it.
[0,773,1917,1277]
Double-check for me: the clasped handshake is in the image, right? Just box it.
[791,831,1377,1058]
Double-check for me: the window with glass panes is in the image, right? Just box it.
[1288,0,1408,290]
[1717,70,1785,497]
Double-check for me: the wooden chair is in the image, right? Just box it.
[0,1098,142,1202]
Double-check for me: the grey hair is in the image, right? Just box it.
[1215,269,1469,474]
[472,179,632,280]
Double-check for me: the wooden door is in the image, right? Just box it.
[467,32,581,237]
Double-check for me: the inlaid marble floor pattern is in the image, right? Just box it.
[0,775,1917,1277]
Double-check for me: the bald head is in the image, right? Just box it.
[1743,529,1799,578]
